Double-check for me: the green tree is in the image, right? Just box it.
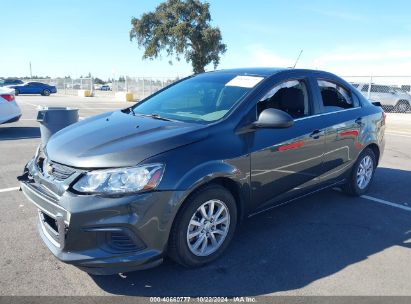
[130,0,226,74]
[93,77,104,85]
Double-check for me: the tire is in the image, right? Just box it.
[342,148,376,196]
[42,89,51,96]
[168,184,237,268]
[14,89,19,96]
[394,100,410,113]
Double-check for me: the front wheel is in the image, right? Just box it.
[168,185,237,268]
[42,89,51,96]
[342,148,376,196]
[395,100,410,113]
[14,89,19,96]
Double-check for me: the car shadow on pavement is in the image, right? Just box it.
[0,126,40,140]
[91,185,411,297]
[369,167,411,205]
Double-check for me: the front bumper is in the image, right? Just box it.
[19,158,184,275]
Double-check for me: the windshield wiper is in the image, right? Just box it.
[139,113,174,121]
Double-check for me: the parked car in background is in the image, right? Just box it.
[19,68,385,274]
[100,85,111,91]
[0,87,21,124]
[353,83,411,112]
[0,78,24,87]
[8,82,57,96]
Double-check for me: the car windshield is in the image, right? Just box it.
[131,73,264,123]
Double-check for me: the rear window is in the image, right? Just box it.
[371,85,390,93]
[318,80,354,112]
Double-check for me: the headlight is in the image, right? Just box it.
[72,164,164,194]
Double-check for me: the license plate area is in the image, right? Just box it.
[20,182,70,224]
[20,181,70,249]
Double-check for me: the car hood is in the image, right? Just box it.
[45,111,208,168]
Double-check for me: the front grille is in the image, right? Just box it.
[42,159,76,181]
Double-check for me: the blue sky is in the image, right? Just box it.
[2,0,411,79]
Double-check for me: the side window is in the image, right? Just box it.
[257,80,309,119]
[371,85,389,93]
[318,80,354,112]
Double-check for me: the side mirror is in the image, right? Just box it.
[253,108,294,129]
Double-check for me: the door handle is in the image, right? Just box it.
[309,129,323,139]
[355,117,363,126]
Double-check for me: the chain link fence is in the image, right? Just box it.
[18,75,411,113]
[25,78,94,96]
[342,76,411,113]
[27,77,180,99]
[124,77,179,100]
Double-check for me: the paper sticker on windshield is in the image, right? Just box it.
[225,76,264,88]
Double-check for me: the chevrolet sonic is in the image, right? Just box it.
[18,68,385,274]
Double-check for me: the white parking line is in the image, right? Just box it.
[386,132,411,138]
[18,101,38,107]
[0,187,20,193]
[361,195,411,212]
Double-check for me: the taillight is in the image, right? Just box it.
[1,94,15,102]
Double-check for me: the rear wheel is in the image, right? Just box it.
[14,89,19,96]
[168,185,237,268]
[342,148,376,196]
[395,100,410,113]
[42,89,51,96]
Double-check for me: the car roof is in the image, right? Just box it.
[208,67,339,78]
[209,67,288,76]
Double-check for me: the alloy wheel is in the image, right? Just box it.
[397,102,409,113]
[356,155,374,189]
[186,199,230,257]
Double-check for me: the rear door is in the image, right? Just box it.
[372,85,392,105]
[314,78,363,185]
[249,76,327,211]
[26,82,40,94]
